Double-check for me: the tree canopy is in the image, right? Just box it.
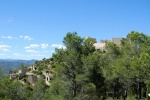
[1,31,150,100]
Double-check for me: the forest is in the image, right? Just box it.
[0,31,150,100]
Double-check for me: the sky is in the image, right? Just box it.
[0,0,150,60]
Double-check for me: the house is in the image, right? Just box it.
[10,74,18,80]
[18,69,26,77]
[28,75,37,85]
[10,69,26,80]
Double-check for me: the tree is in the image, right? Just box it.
[0,68,3,80]
[81,51,105,99]
[31,79,46,100]
[102,31,150,99]
[82,37,95,56]
[49,32,109,99]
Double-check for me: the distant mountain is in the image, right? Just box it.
[0,59,37,74]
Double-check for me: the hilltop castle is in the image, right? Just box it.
[86,36,122,50]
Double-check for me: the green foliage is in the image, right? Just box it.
[31,79,46,100]
[82,37,95,56]
[0,78,32,100]
[63,32,83,52]
[49,32,106,99]
[0,68,3,79]
[1,31,150,99]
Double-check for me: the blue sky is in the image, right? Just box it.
[0,0,150,60]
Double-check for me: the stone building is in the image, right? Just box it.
[28,75,37,85]
[93,38,122,51]
[111,38,122,46]
[10,74,18,80]
[10,69,26,80]
[32,65,36,71]
[93,42,106,50]
[45,72,51,86]
[18,69,26,77]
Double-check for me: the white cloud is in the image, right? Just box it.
[0,45,11,52]
[24,36,33,40]
[2,36,17,39]
[20,35,23,38]
[25,43,48,49]
[3,49,10,52]
[26,50,39,54]
[41,44,48,49]
[31,54,44,57]
[2,36,12,39]
[20,35,33,40]
[12,53,44,60]
[25,44,40,49]
[51,44,66,49]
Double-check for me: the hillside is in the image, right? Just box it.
[0,59,37,74]
[0,32,150,100]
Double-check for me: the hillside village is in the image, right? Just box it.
[9,64,53,86]
[9,37,122,86]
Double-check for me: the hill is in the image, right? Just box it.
[0,59,37,74]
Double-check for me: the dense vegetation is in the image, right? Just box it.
[0,31,150,100]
